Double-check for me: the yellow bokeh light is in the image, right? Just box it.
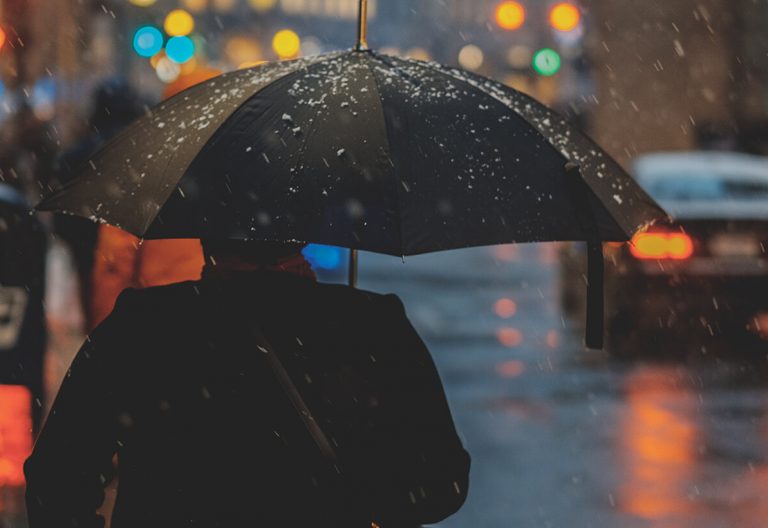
[181,0,208,13]
[495,1,525,31]
[164,9,195,37]
[248,0,277,12]
[272,29,301,59]
[549,2,581,32]
[129,0,157,6]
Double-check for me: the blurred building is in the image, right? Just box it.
[584,0,768,166]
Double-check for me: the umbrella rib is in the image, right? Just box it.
[364,54,407,256]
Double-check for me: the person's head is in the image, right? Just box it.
[90,77,145,134]
[201,239,307,269]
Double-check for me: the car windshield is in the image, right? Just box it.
[647,174,768,201]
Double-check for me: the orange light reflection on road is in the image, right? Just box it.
[0,385,32,488]
[494,298,517,318]
[496,360,525,378]
[494,244,520,263]
[618,367,697,521]
[546,329,559,348]
[497,327,523,347]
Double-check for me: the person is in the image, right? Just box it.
[24,240,470,528]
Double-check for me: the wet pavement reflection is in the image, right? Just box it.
[360,244,768,528]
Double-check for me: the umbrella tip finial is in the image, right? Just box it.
[356,0,369,51]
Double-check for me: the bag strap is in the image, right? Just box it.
[251,329,339,464]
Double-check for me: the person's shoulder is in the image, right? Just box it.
[312,282,405,313]
[107,281,205,323]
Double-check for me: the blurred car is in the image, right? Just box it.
[560,151,768,352]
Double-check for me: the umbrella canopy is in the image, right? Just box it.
[38,51,665,256]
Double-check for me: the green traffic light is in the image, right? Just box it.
[532,48,562,76]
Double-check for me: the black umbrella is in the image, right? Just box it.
[38,2,665,347]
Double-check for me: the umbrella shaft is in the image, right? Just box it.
[348,249,358,288]
[356,0,369,51]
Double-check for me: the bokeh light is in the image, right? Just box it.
[497,327,524,347]
[495,1,526,31]
[224,35,262,66]
[549,2,581,32]
[302,245,343,271]
[212,0,237,12]
[248,0,278,12]
[133,26,164,58]
[494,298,518,318]
[406,47,432,61]
[181,0,208,12]
[532,48,562,76]
[128,0,157,6]
[496,360,525,378]
[458,44,484,71]
[156,56,182,83]
[0,27,6,51]
[507,45,532,68]
[164,9,195,37]
[272,29,301,59]
[166,35,196,64]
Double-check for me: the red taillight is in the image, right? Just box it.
[630,231,694,260]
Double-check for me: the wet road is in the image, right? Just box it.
[359,244,768,528]
[11,243,768,528]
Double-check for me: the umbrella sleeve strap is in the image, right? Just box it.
[585,241,604,350]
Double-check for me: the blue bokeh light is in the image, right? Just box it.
[166,36,195,64]
[302,244,343,271]
[133,26,163,58]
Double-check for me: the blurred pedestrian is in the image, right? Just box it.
[87,69,222,330]
[25,239,470,527]
[54,78,147,330]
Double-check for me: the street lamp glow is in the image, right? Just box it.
[495,1,526,31]
[272,29,301,59]
[133,26,164,58]
[164,9,195,37]
[166,36,196,64]
[532,48,562,76]
[549,2,581,32]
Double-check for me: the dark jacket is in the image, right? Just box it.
[25,272,470,528]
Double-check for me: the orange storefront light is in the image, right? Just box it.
[549,2,581,32]
[495,1,526,31]
[0,385,33,488]
[630,231,694,260]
